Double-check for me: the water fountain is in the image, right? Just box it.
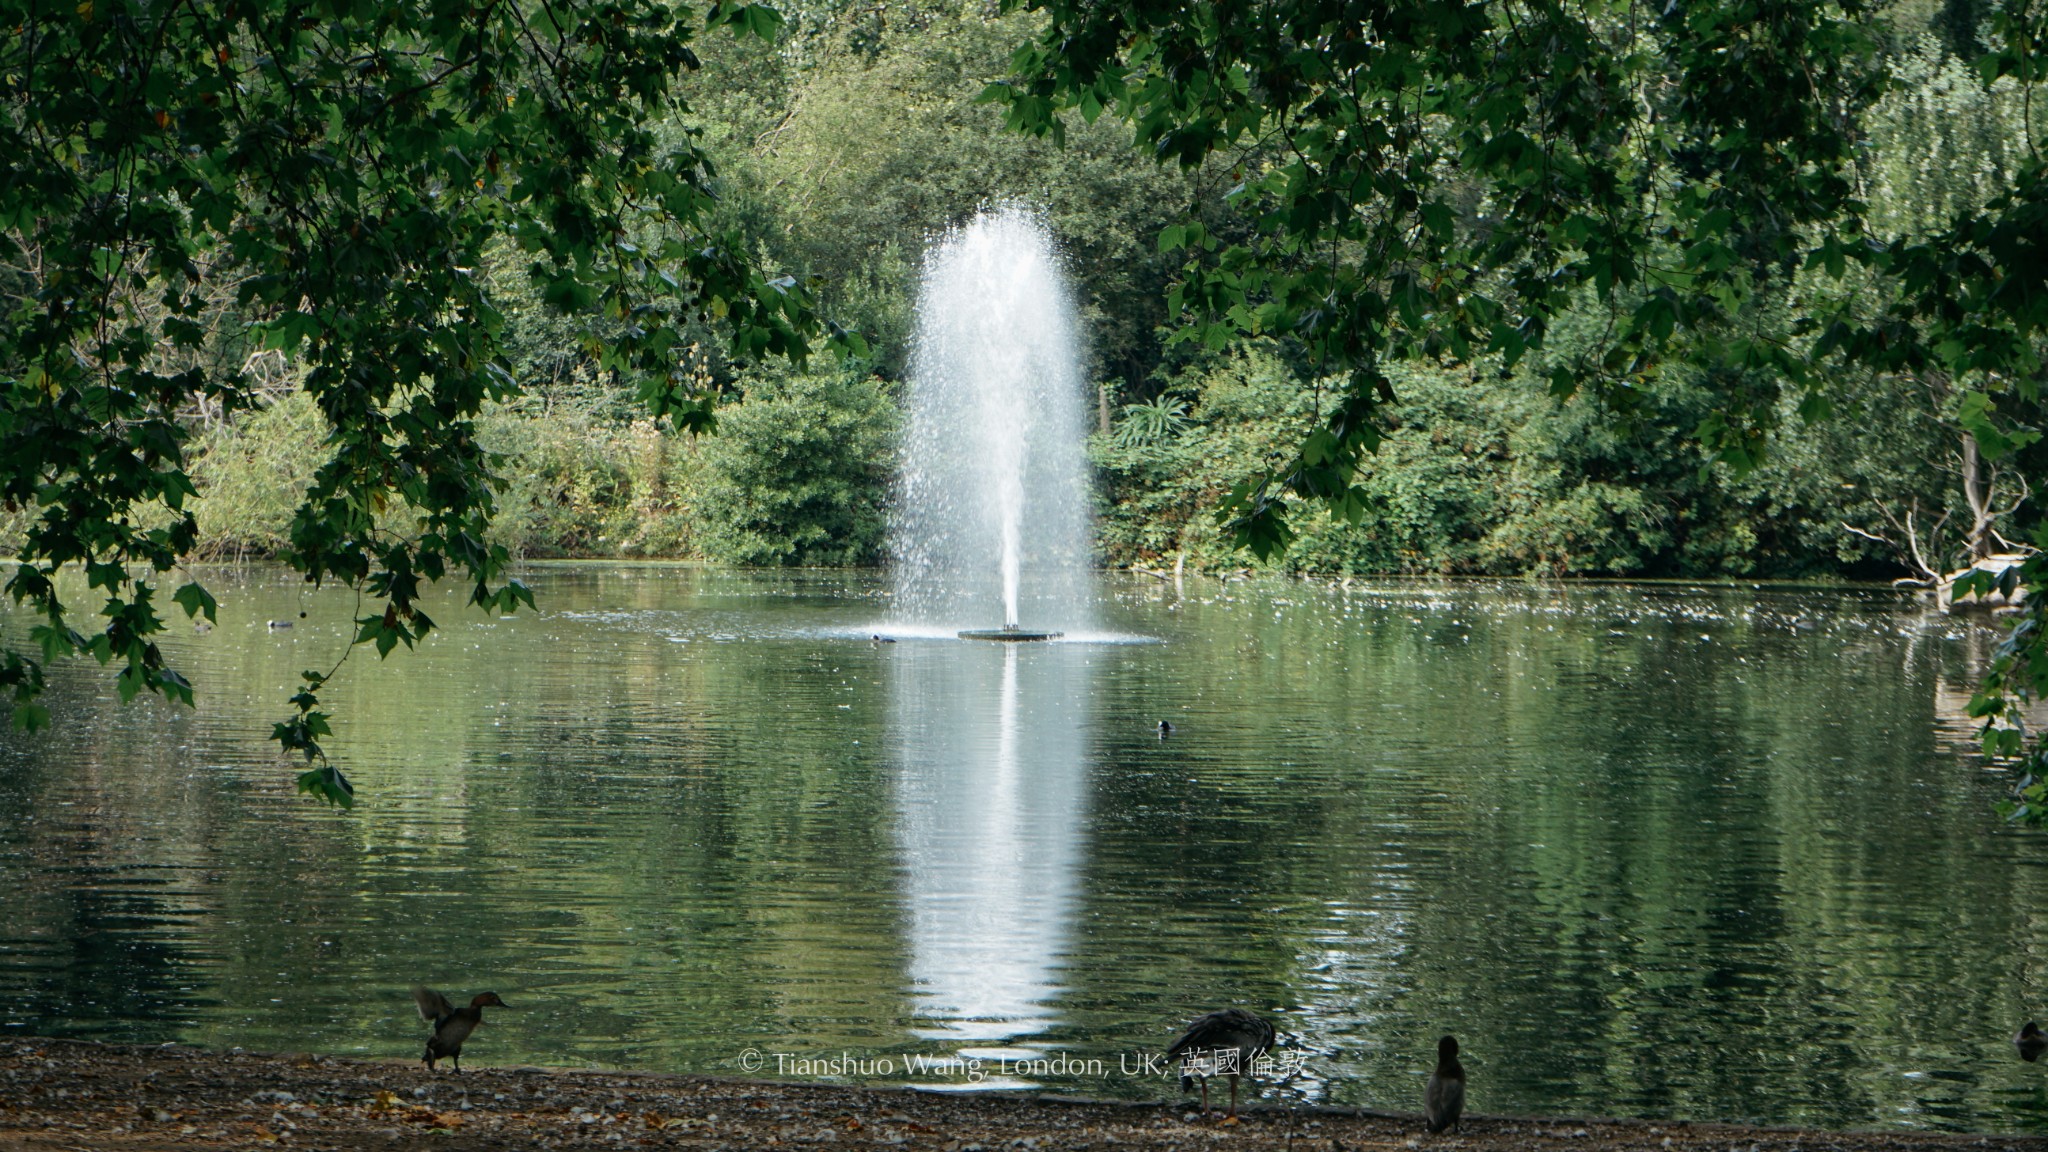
[890,205,1094,640]
[881,207,1096,1067]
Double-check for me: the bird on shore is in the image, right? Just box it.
[1424,1035,1465,1134]
[413,987,508,1073]
[1166,1008,1274,1120]
[2018,1022,2047,1062]
[1157,720,1173,739]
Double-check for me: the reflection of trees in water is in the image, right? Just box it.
[9,573,2048,1129]
[0,681,236,1041]
[1929,615,2048,1105]
[0,567,915,1065]
[380,566,909,1067]
[0,772,210,1040]
[1932,620,2048,754]
[1064,583,2048,1127]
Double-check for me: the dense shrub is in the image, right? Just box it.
[17,371,898,569]
[181,393,329,561]
[1091,344,1967,579]
[694,371,900,566]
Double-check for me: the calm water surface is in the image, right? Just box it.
[3,566,2046,1131]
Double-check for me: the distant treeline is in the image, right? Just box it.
[11,0,2036,579]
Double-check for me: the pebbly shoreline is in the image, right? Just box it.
[2,1038,2042,1152]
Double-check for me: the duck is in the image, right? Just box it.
[267,620,293,630]
[412,987,508,1072]
[1166,1007,1275,1120]
[2018,1022,2047,1062]
[871,634,897,644]
[1424,1034,1465,1134]
[193,620,213,634]
[1157,719,1173,739]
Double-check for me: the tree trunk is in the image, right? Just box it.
[1962,432,1993,561]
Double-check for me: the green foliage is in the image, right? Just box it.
[701,0,1214,386]
[1096,347,1552,575]
[183,393,330,560]
[1112,396,1189,449]
[996,0,2048,818]
[990,0,1888,553]
[0,0,838,765]
[48,369,901,568]
[1823,25,2048,814]
[294,765,356,808]
[1862,36,2035,241]
[477,400,701,559]
[1092,344,1954,580]
[695,371,899,566]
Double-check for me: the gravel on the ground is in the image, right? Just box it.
[1,1038,2040,1152]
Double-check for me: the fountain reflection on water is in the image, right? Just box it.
[890,641,1092,1067]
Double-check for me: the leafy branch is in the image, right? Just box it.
[0,0,844,800]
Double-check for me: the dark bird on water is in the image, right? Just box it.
[871,634,897,644]
[1166,1008,1275,1119]
[412,987,509,1072]
[1157,720,1173,739]
[2018,1022,2047,1063]
[1424,1035,1465,1134]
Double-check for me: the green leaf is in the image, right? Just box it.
[741,3,782,40]
[1956,392,2041,461]
[296,765,356,808]
[172,582,217,624]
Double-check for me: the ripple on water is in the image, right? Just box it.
[0,569,2039,1131]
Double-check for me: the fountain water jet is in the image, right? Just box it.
[890,205,1093,639]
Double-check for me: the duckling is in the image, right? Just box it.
[412,987,508,1072]
[2018,1022,2046,1062]
[193,620,213,634]
[1166,1007,1274,1120]
[1424,1035,1465,1134]
[1157,719,1173,739]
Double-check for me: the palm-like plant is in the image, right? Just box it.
[1114,396,1191,448]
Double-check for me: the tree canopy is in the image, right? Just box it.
[982,0,2046,813]
[1,0,847,802]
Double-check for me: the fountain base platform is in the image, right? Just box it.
[959,626,1063,642]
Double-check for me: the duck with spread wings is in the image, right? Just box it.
[412,987,509,1072]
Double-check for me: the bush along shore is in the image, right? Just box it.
[4,1039,2045,1152]
[3,344,2033,585]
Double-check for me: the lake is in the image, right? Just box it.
[2,565,2044,1131]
